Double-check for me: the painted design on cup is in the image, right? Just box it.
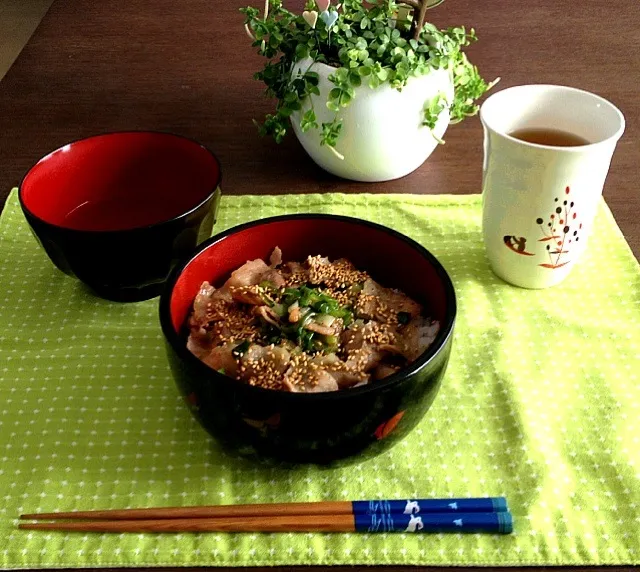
[536,186,583,269]
[503,235,535,256]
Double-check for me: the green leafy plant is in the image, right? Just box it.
[241,0,497,157]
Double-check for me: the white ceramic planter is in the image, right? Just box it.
[291,58,454,182]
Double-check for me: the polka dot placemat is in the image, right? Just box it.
[1,188,639,567]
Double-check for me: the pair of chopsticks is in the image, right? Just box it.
[19,497,513,534]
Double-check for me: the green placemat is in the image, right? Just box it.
[1,188,639,568]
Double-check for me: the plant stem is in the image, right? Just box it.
[412,0,429,41]
[244,23,256,40]
[327,145,344,160]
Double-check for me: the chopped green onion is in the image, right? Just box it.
[265,284,358,353]
[232,340,251,357]
[397,311,411,325]
[298,286,320,307]
[272,303,286,317]
[299,329,316,352]
[324,335,338,346]
[297,310,316,333]
[315,314,336,327]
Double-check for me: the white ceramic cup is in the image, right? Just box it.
[480,85,625,288]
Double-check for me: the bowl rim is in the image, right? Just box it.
[159,213,457,402]
[17,130,223,235]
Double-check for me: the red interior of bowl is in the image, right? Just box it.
[20,132,220,231]
[169,218,451,333]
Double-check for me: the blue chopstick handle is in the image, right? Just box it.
[354,512,513,534]
[352,497,508,515]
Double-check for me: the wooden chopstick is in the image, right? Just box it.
[19,514,354,533]
[20,497,508,521]
[18,498,512,534]
[19,512,513,534]
[20,500,351,521]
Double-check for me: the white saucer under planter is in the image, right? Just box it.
[291,58,454,182]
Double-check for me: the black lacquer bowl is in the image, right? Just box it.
[19,132,221,302]
[160,215,456,464]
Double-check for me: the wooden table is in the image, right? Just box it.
[0,1,637,571]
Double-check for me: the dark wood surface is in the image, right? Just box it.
[0,1,638,570]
